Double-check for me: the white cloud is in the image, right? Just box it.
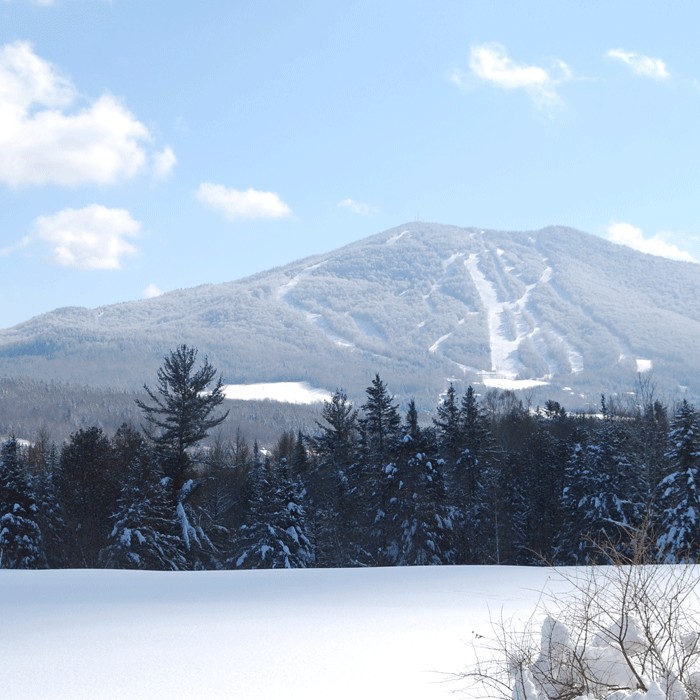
[33,204,141,269]
[143,283,163,299]
[152,146,176,180]
[0,41,170,187]
[606,49,670,80]
[607,222,695,263]
[196,183,292,221]
[337,198,377,216]
[468,43,571,108]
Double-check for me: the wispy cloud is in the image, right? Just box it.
[466,42,572,108]
[0,235,31,257]
[152,146,177,180]
[32,204,141,269]
[196,183,292,221]
[607,222,695,263]
[0,41,171,187]
[337,198,377,216]
[606,49,670,79]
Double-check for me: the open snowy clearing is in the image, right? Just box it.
[1,565,569,699]
[221,381,332,404]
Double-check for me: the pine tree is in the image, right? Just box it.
[136,345,229,494]
[0,437,46,569]
[136,346,229,569]
[656,400,700,562]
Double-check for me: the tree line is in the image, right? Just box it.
[1,345,699,570]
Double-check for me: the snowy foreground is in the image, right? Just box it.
[2,565,573,699]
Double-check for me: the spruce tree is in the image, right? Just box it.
[433,383,462,465]
[0,437,46,569]
[558,416,642,564]
[101,429,186,570]
[656,400,700,562]
[359,374,401,466]
[232,458,314,569]
[378,404,454,565]
[307,390,359,566]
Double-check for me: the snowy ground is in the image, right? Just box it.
[0,565,566,699]
[221,381,331,404]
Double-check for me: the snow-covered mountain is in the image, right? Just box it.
[1,222,698,407]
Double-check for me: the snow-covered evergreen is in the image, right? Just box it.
[101,441,187,570]
[0,437,46,569]
[232,458,315,569]
[656,400,700,562]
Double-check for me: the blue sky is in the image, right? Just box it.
[1,1,699,328]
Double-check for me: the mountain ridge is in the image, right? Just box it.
[1,222,698,408]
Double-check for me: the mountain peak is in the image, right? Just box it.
[1,222,698,406]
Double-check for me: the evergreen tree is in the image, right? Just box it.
[101,437,186,570]
[307,390,359,566]
[557,415,642,564]
[32,443,67,569]
[136,345,229,494]
[359,374,401,466]
[445,386,493,564]
[456,385,491,505]
[351,375,402,564]
[656,400,700,562]
[378,405,454,565]
[312,390,358,471]
[136,346,229,569]
[0,437,46,569]
[433,384,462,465]
[195,435,240,555]
[516,414,571,562]
[291,430,309,473]
[232,458,314,569]
[56,427,120,567]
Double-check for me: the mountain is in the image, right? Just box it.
[1,222,699,409]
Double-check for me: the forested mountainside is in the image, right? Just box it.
[1,222,698,407]
[0,376,322,446]
[2,355,699,570]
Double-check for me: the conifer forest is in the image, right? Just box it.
[1,345,699,571]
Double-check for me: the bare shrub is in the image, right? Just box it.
[460,533,700,700]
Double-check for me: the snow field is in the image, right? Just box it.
[0,565,563,700]
[221,381,331,404]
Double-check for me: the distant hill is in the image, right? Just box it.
[1,222,698,409]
